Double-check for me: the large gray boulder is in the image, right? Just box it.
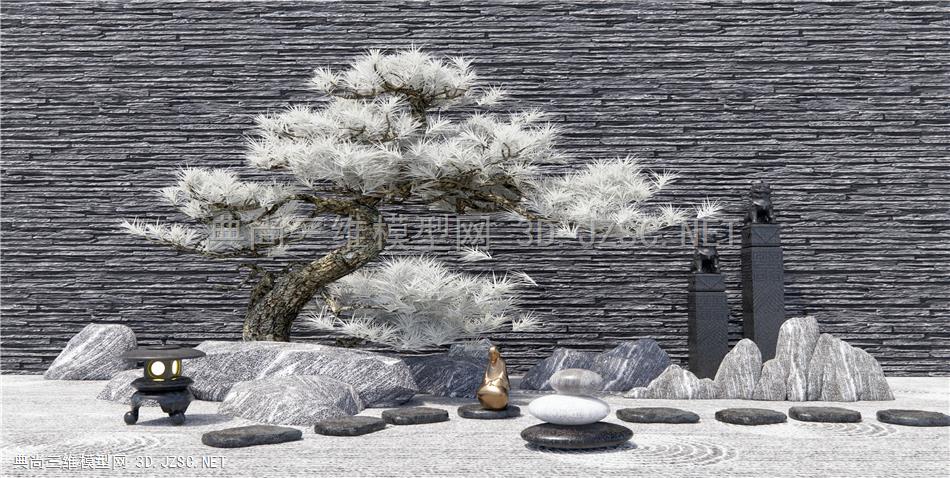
[97,369,159,406]
[448,339,493,364]
[186,341,417,407]
[44,324,137,380]
[715,339,762,399]
[752,359,787,400]
[219,375,362,426]
[851,347,894,400]
[625,365,720,399]
[520,348,597,390]
[404,355,482,398]
[778,317,821,401]
[592,339,671,392]
[807,334,859,401]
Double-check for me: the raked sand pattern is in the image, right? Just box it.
[1,376,947,477]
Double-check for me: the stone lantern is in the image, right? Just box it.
[119,338,205,425]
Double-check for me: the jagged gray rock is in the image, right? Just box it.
[520,348,596,390]
[186,341,417,407]
[806,334,859,401]
[715,339,762,399]
[44,324,137,380]
[592,339,671,392]
[851,348,894,400]
[625,365,720,399]
[752,359,787,400]
[778,317,821,401]
[404,355,482,398]
[218,375,363,426]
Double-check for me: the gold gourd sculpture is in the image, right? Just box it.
[476,345,510,410]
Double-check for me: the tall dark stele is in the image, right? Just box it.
[741,181,786,361]
[687,236,729,379]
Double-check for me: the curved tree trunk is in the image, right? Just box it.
[241,202,386,341]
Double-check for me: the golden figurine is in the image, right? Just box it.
[476,345,510,410]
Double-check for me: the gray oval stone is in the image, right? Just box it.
[381,407,449,425]
[201,425,302,448]
[877,409,950,427]
[617,407,700,424]
[457,404,521,420]
[314,416,386,436]
[789,406,861,423]
[549,368,604,395]
[521,422,633,449]
[715,408,787,426]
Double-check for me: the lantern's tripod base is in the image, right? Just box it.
[124,388,194,426]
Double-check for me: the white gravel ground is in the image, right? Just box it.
[1,375,948,477]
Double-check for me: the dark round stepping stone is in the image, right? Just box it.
[382,407,449,425]
[877,409,950,427]
[314,416,386,436]
[789,406,861,423]
[457,404,521,419]
[201,425,302,448]
[617,407,700,424]
[521,422,633,450]
[715,408,787,426]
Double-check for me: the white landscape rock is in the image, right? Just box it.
[714,339,762,399]
[219,375,363,426]
[527,394,611,425]
[752,359,787,400]
[592,339,671,392]
[625,365,720,399]
[777,316,821,401]
[807,334,859,401]
[44,324,137,380]
[183,341,418,407]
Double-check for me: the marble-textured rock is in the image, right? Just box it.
[777,316,821,401]
[715,408,787,425]
[186,341,417,406]
[404,355,481,398]
[201,425,302,448]
[381,407,449,425]
[592,339,671,392]
[549,368,604,395]
[752,359,787,400]
[314,416,387,436]
[97,369,160,406]
[528,394,610,425]
[876,409,950,427]
[806,334,859,401]
[448,339,493,363]
[851,348,894,400]
[44,324,137,380]
[218,375,363,426]
[457,404,521,419]
[789,406,862,423]
[715,339,762,399]
[625,365,720,399]
[616,407,700,424]
[520,348,596,390]
[521,422,633,450]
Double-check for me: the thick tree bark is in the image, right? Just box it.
[241,201,386,341]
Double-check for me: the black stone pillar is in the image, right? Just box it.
[688,273,730,379]
[741,223,785,361]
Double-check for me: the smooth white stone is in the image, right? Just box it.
[527,394,611,425]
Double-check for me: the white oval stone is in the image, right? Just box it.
[527,394,611,425]
[550,368,604,395]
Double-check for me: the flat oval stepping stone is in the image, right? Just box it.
[457,404,521,419]
[201,425,302,448]
[617,407,700,424]
[382,406,449,425]
[521,422,632,450]
[715,408,787,426]
[789,406,861,423]
[314,416,386,436]
[877,409,950,427]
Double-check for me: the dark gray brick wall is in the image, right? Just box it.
[2,1,948,375]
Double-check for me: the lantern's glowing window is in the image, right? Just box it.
[171,360,180,376]
[148,360,166,380]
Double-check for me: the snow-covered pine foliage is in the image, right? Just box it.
[307,257,539,350]
[120,47,721,348]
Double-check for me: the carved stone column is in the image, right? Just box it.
[688,272,730,379]
[741,223,785,361]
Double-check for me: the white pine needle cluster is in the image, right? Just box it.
[306,256,540,349]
